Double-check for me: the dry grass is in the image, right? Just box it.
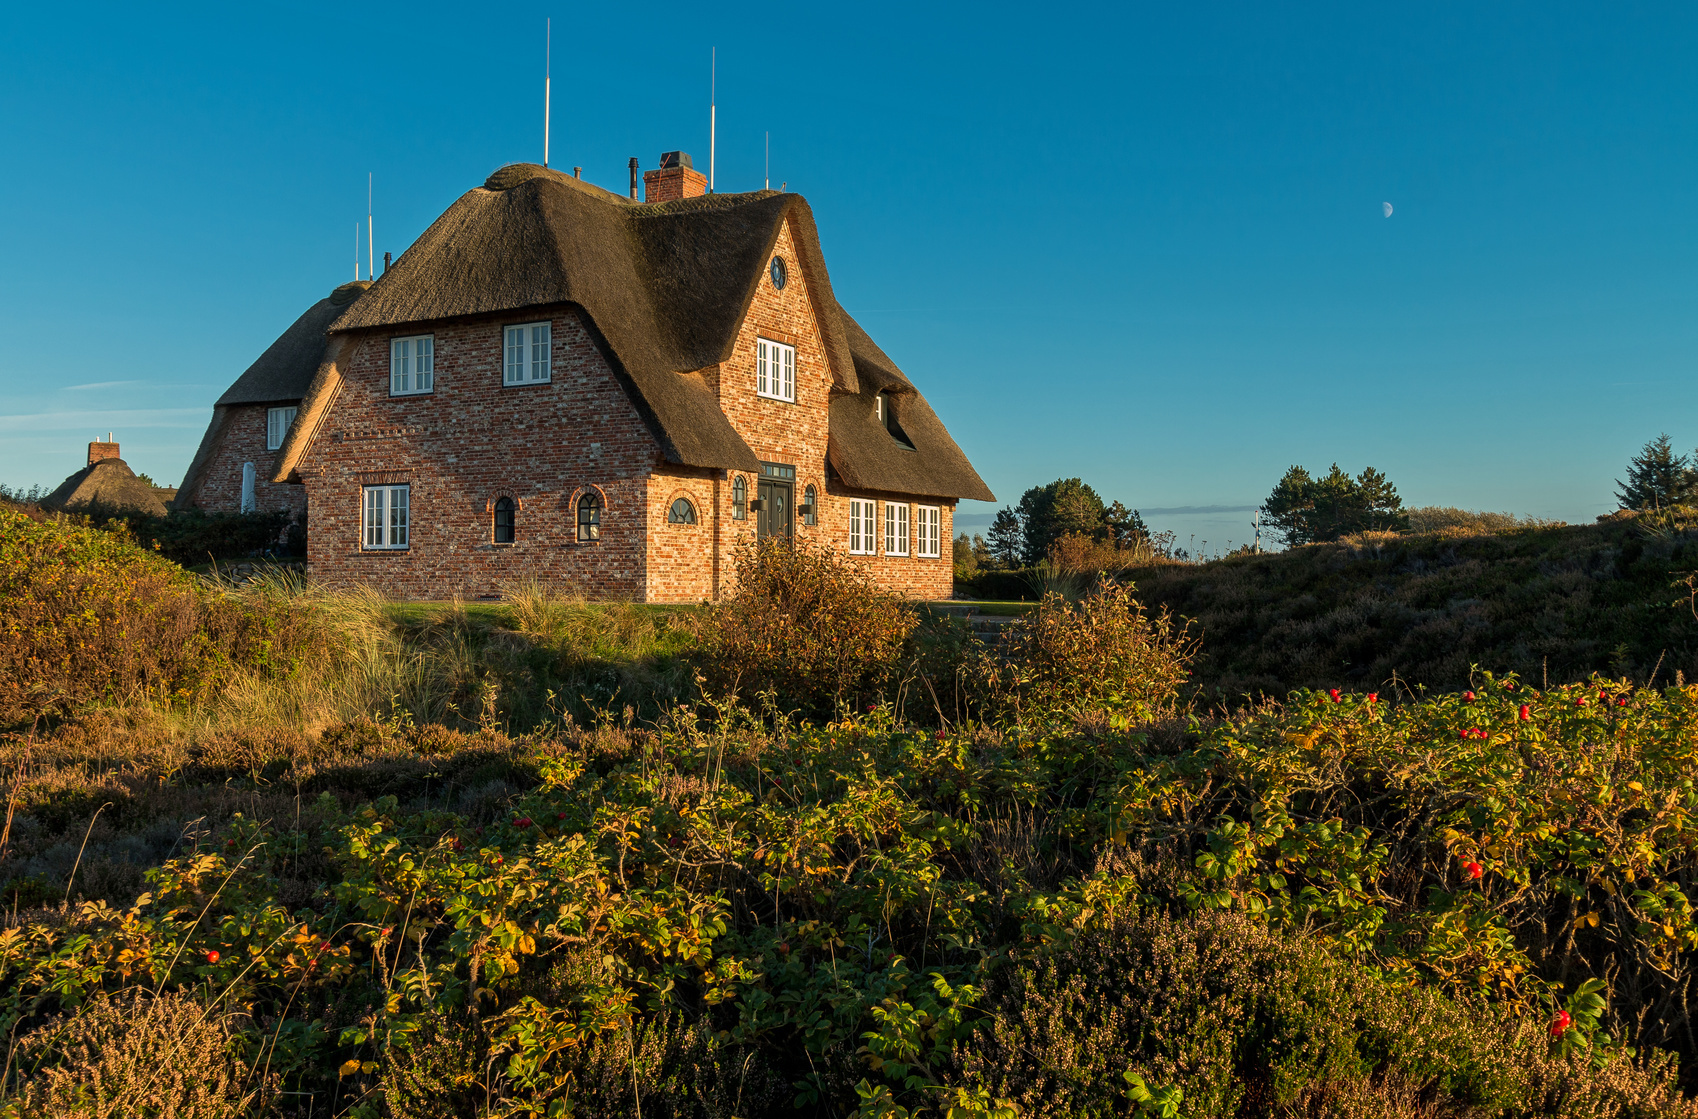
[3,989,269,1118]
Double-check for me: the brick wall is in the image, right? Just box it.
[191,404,308,519]
[299,307,657,599]
[709,218,956,601]
[647,469,718,602]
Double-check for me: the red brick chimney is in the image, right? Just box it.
[643,151,707,203]
[87,439,119,466]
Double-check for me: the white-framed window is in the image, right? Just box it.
[757,337,795,403]
[266,406,297,451]
[916,505,941,558]
[362,485,409,549]
[848,498,876,555]
[885,502,910,556]
[390,335,434,395]
[504,322,552,385]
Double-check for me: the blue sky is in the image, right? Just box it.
[2,2,1694,551]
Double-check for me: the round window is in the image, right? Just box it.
[770,257,787,290]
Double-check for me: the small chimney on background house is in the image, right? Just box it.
[643,151,707,203]
[88,438,119,466]
[573,166,582,179]
[628,157,640,200]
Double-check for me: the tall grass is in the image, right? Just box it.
[198,575,693,736]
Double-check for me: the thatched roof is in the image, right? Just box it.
[324,163,991,498]
[43,459,168,517]
[176,282,371,509]
[828,310,994,502]
[219,281,371,406]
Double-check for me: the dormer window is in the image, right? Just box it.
[757,338,795,402]
[876,392,914,448]
[266,406,297,450]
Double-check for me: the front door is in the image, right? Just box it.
[757,479,792,540]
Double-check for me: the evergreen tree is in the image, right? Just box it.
[1102,501,1151,550]
[1261,463,1407,545]
[988,507,1024,567]
[1016,478,1107,563]
[1616,434,1695,511]
[1261,466,1317,546]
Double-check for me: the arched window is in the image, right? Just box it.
[576,493,601,541]
[732,476,747,520]
[802,484,818,526]
[493,496,516,544]
[668,498,697,525]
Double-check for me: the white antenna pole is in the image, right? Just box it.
[544,18,551,168]
[367,173,374,282]
[709,48,716,194]
[765,130,769,190]
[354,223,359,281]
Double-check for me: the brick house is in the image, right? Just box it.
[178,155,993,602]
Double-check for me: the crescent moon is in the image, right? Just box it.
[1383,202,1393,218]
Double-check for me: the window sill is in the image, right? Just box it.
[358,548,411,554]
[502,380,553,388]
[386,392,434,399]
[755,394,797,405]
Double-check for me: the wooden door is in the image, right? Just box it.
[757,480,792,540]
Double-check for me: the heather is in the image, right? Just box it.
[1126,515,1698,698]
[5,518,1698,1116]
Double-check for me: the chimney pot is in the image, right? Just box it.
[628,157,640,200]
[573,166,581,179]
[383,251,391,274]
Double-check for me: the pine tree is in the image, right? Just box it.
[988,507,1024,567]
[1016,478,1107,562]
[1616,434,1695,511]
[1261,463,1407,545]
[1261,466,1317,546]
[1102,501,1151,550]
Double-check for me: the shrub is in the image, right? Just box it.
[0,513,332,726]
[1405,506,1564,534]
[691,539,916,712]
[986,582,1196,723]
[2,989,268,1118]
[958,911,1696,1119]
[126,508,296,564]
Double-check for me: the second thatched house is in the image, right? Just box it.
[180,153,992,601]
[43,440,168,517]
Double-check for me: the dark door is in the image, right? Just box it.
[757,480,792,540]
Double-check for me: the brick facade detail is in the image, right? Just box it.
[190,404,308,519]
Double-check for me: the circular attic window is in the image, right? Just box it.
[770,257,787,290]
